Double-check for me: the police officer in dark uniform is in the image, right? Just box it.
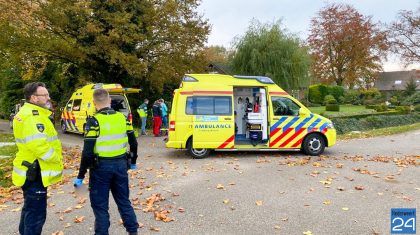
[73,88,138,235]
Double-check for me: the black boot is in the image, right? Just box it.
[128,232,138,235]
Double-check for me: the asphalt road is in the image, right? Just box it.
[0,120,419,235]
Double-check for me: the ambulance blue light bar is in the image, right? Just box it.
[233,75,275,84]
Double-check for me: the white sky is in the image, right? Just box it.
[197,0,419,72]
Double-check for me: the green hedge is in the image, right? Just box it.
[331,113,420,134]
[309,84,344,104]
[326,104,340,111]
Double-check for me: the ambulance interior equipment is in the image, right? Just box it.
[233,87,268,146]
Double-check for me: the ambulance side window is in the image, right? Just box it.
[72,99,82,111]
[66,100,73,112]
[186,97,193,115]
[272,97,300,116]
[185,96,232,115]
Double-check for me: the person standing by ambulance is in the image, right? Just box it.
[13,82,63,235]
[159,98,168,131]
[137,98,149,135]
[152,100,162,137]
[73,88,139,235]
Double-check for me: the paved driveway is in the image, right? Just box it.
[0,120,419,234]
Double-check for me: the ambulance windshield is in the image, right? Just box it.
[110,95,129,117]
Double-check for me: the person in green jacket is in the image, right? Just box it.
[137,99,149,135]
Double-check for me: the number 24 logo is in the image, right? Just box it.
[392,217,416,232]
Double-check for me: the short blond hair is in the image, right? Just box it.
[93,89,109,104]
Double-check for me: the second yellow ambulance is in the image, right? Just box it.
[61,83,140,134]
[166,74,336,158]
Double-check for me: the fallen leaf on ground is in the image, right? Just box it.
[74,205,84,209]
[355,186,365,190]
[303,231,313,235]
[274,225,281,230]
[74,216,85,223]
[150,227,160,232]
[178,207,185,213]
[52,231,64,235]
[281,217,288,221]
[216,184,224,190]
[337,187,345,191]
[63,207,73,213]
[323,200,332,205]
[64,223,71,228]
[256,200,263,206]
[11,207,21,212]
[342,207,349,211]
[223,199,230,204]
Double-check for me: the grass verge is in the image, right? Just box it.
[338,122,420,140]
[0,133,14,142]
[0,144,17,156]
[0,158,13,187]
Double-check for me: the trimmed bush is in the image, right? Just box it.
[324,95,337,104]
[308,84,328,104]
[327,85,345,101]
[395,106,411,114]
[414,104,420,112]
[326,104,340,111]
[344,89,360,104]
[331,113,420,134]
[373,104,388,112]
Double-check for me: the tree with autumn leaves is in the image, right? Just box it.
[387,7,420,66]
[308,4,388,88]
[0,0,210,115]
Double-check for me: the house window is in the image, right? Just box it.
[394,80,402,85]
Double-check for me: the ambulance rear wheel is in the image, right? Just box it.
[187,139,210,159]
[61,121,68,134]
[302,133,325,156]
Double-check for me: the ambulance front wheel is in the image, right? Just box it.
[187,139,210,159]
[301,133,325,156]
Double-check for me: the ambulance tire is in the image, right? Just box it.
[301,133,325,156]
[187,138,210,159]
[60,121,68,134]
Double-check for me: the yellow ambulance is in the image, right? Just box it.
[166,74,336,158]
[60,83,140,134]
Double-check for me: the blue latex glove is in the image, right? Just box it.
[73,178,83,187]
[130,164,137,170]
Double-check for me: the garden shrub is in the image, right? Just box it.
[401,92,420,105]
[414,104,420,112]
[360,88,382,100]
[308,84,328,104]
[373,104,388,112]
[344,89,360,104]
[324,95,336,104]
[326,104,340,111]
[331,113,420,134]
[389,96,400,106]
[395,106,411,114]
[327,86,345,101]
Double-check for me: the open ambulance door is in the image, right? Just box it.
[192,86,235,150]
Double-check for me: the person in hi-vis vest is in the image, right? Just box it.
[137,98,149,135]
[73,88,139,235]
[13,82,63,235]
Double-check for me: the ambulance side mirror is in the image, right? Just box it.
[299,108,310,117]
[60,107,64,112]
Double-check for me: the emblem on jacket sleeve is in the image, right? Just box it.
[36,123,45,133]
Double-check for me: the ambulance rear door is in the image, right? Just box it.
[192,86,235,149]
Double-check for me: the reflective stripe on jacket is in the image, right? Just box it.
[12,103,63,187]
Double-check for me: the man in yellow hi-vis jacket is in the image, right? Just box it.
[13,82,63,235]
[74,88,139,235]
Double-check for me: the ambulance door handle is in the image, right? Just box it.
[224,118,232,120]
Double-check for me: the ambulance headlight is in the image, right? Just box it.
[326,123,334,129]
